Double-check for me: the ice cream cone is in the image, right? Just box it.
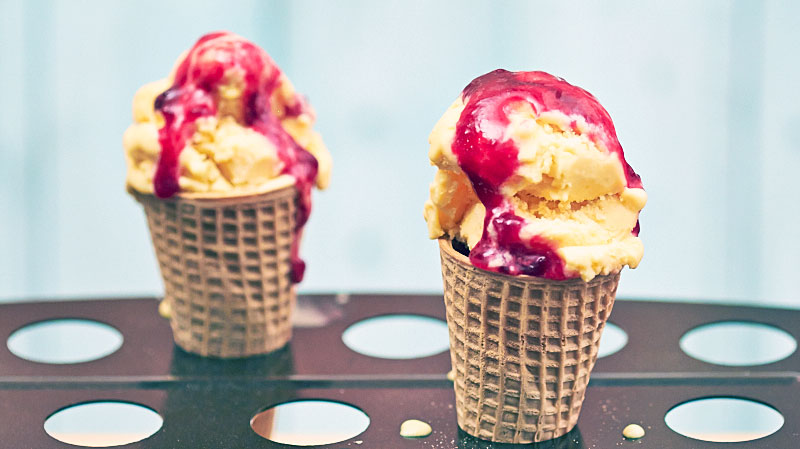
[135,183,297,358]
[439,238,620,443]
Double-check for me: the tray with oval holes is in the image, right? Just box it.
[0,295,797,448]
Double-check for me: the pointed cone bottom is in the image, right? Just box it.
[134,185,297,358]
[439,238,620,443]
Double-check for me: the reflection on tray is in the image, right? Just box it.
[456,426,584,449]
[169,343,295,377]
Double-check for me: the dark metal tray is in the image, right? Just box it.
[0,295,797,448]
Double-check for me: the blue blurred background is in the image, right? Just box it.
[1,0,798,306]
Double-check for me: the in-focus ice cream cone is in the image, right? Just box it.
[124,32,331,357]
[424,70,645,442]
[440,239,618,443]
[135,181,296,358]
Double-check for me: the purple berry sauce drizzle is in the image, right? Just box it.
[153,32,318,283]
[452,70,642,280]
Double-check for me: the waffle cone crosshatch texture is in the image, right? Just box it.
[438,239,621,443]
[135,185,298,358]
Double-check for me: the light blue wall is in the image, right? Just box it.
[1,0,798,307]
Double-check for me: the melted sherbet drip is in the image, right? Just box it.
[153,32,317,282]
[453,69,642,279]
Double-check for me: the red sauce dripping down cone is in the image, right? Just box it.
[452,70,642,279]
[153,32,318,283]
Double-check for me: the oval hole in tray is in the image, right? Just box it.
[342,314,450,359]
[680,321,796,366]
[44,401,163,447]
[8,318,123,364]
[251,399,370,446]
[665,396,784,442]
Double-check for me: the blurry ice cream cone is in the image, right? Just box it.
[136,184,296,358]
[124,32,332,357]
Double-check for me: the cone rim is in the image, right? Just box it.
[129,174,295,203]
[438,238,619,286]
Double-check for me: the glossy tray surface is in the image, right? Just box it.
[0,295,797,448]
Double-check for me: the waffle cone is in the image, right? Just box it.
[439,239,620,443]
[134,183,297,358]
